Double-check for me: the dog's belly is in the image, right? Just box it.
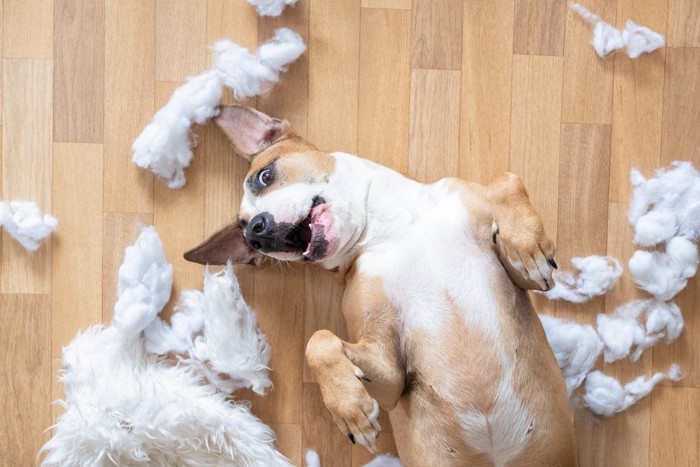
[356,185,575,465]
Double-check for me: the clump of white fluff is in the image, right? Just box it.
[305,450,402,467]
[584,365,681,416]
[629,237,699,301]
[247,0,298,17]
[0,200,57,252]
[544,255,622,303]
[40,327,290,466]
[539,315,604,394]
[113,227,173,338]
[132,28,306,188]
[570,3,665,59]
[597,300,683,362]
[147,264,272,395]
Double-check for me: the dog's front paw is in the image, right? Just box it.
[492,211,557,291]
[319,360,381,453]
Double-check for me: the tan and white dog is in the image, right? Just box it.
[185,106,577,466]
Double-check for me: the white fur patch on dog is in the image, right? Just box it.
[570,3,665,59]
[0,200,57,252]
[132,28,305,188]
[543,255,622,303]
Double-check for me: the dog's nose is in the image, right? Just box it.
[246,212,274,250]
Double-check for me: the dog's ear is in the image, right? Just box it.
[184,224,264,266]
[214,105,290,161]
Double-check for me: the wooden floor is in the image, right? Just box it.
[1,0,699,465]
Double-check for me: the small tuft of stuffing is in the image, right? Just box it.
[364,454,403,467]
[247,0,298,17]
[544,255,622,303]
[0,200,57,252]
[305,449,321,467]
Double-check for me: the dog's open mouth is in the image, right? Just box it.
[286,195,329,260]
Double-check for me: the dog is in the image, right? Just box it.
[184,105,577,466]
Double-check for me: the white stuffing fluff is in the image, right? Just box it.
[146,264,272,395]
[40,327,290,466]
[596,300,683,362]
[584,365,681,416]
[543,255,623,303]
[0,200,57,252]
[570,3,665,59]
[247,0,297,17]
[305,449,402,467]
[113,227,173,338]
[132,29,306,188]
[538,315,604,395]
[41,228,290,466]
[629,237,699,301]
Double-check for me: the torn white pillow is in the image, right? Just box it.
[539,315,603,394]
[133,29,306,189]
[584,365,681,416]
[0,200,57,252]
[570,3,665,59]
[544,255,622,303]
[247,0,297,17]
[113,226,173,338]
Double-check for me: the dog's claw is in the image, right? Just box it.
[492,227,499,245]
[357,374,372,383]
[349,434,356,444]
[548,258,558,269]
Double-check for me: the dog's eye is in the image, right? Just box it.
[258,167,274,186]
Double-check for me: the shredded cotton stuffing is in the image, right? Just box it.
[305,450,402,467]
[247,0,297,17]
[570,3,665,59]
[133,29,306,188]
[0,200,57,252]
[544,255,622,303]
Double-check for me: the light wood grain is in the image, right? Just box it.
[270,423,303,466]
[561,0,615,124]
[667,0,700,47]
[411,0,463,70]
[51,143,103,357]
[460,0,513,184]
[661,48,700,166]
[53,0,104,143]
[155,0,206,82]
[513,0,566,56]
[206,0,258,51]
[2,0,53,59]
[361,0,411,9]
[308,0,360,153]
[303,382,353,466]
[408,69,461,182]
[650,387,700,466]
[358,7,411,172]
[0,294,51,464]
[103,0,155,213]
[1,59,53,294]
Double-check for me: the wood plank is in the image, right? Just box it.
[152,83,206,305]
[101,212,153,323]
[303,382,352,467]
[411,0,463,70]
[251,264,305,424]
[667,0,700,47]
[0,294,51,464]
[51,143,104,357]
[206,0,258,51]
[155,0,206,81]
[361,0,411,9]
[512,0,566,56]
[358,7,411,173]
[270,423,302,466]
[561,0,616,124]
[53,0,105,143]
[650,387,700,466]
[1,59,53,294]
[103,0,155,213]
[257,0,310,138]
[661,48,700,166]
[308,0,360,153]
[509,55,562,239]
[460,0,513,184]
[2,0,53,59]
[408,69,461,182]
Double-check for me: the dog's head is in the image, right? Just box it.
[184,105,363,267]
